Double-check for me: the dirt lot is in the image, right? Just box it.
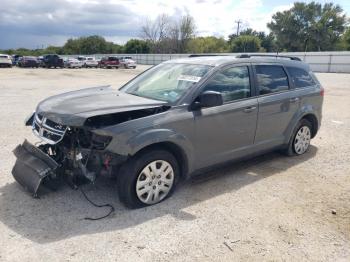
[0,67,349,261]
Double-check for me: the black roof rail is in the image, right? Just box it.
[236,54,302,61]
[188,54,228,58]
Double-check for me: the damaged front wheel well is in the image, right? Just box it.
[132,142,188,179]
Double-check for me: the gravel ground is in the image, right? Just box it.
[0,67,349,262]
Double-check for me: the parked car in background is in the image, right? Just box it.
[12,54,323,208]
[119,57,137,69]
[37,56,44,66]
[99,56,120,69]
[12,55,23,66]
[0,54,13,67]
[65,58,84,68]
[84,57,99,68]
[77,56,99,68]
[41,54,64,68]
[17,56,40,68]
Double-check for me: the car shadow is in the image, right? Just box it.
[0,146,317,243]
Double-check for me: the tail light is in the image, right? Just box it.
[320,88,325,97]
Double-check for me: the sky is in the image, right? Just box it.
[0,0,349,49]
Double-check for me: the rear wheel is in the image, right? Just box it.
[117,149,179,208]
[285,119,312,156]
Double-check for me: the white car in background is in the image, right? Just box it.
[119,57,137,69]
[0,54,12,68]
[77,56,99,68]
[65,58,84,68]
[83,57,99,68]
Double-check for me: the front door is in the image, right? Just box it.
[193,65,258,169]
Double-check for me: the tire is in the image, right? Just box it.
[117,149,180,208]
[285,119,312,156]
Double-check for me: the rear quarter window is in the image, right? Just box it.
[287,67,316,88]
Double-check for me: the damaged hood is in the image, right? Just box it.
[36,86,167,126]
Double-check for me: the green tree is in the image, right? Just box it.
[61,35,122,54]
[228,28,277,52]
[231,35,261,52]
[124,39,150,53]
[186,36,229,53]
[268,2,346,51]
[337,28,350,50]
[44,46,63,55]
[256,32,276,52]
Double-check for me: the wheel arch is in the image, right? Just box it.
[132,141,189,180]
[301,113,319,138]
[285,109,320,145]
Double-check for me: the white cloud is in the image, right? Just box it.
[0,0,303,48]
[116,0,287,39]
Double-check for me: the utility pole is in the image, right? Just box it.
[235,19,242,36]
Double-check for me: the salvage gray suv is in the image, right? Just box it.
[12,54,324,208]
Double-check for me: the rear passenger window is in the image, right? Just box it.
[255,65,289,95]
[203,66,251,103]
[287,67,316,88]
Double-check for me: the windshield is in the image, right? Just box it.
[122,63,212,103]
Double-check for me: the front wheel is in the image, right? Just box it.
[285,119,312,156]
[117,149,179,208]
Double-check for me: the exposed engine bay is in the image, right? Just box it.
[13,119,124,197]
[12,103,169,197]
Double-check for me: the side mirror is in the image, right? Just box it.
[192,91,224,110]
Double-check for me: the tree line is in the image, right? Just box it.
[2,1,350,56]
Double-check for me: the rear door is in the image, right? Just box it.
[194,64,258,168]
[253,64,300,147]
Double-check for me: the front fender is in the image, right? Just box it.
[105,128,195,172]
[127,129,191,155]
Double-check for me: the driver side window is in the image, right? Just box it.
[203,66,251,103]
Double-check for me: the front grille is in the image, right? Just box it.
[32,113,67,144]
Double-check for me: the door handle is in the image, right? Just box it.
[243,106,257,113]
[290,97,300,103]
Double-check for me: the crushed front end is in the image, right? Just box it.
[12,112,126,197]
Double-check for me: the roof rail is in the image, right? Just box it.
[188,54,227,58]
[236,54,302,61]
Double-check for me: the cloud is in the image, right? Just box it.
[0,0,141,48]
[2,0,347,49]
[0,0,140,36]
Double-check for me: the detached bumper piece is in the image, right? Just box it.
[12,140,59,197]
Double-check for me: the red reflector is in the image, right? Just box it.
[320,88,325,96]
